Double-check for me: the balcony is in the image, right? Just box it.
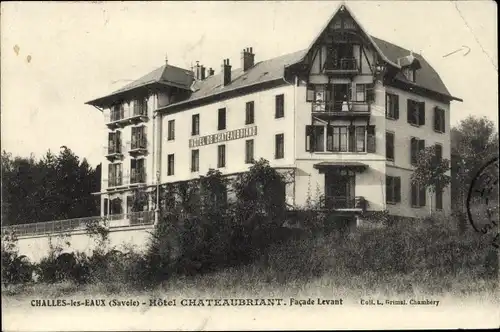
[311,101,370,119]
[104,144,124,161]
[105,108,148,129]
[128,139,148,156]
[319,195,367,212]
[0,211,156,238]
[324,57,359,74]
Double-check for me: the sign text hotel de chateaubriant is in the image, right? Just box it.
[189,126,258,148]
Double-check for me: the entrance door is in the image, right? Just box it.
[325,169,355,209]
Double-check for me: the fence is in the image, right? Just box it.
[1,211,155,237]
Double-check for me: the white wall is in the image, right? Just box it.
[385,86,452,218]
[160,84,296,183]
[15,226,153,263]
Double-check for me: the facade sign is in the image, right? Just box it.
[189,126,258,148]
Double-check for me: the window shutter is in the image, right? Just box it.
[326,126,333,152]
[385,176,391,203]
[367,125,376,153]
[440,109,446,133]
[366,83,374,102]
[306,85,315,102]
[385,93,389,117]
[411,183,418,206]
[394,177,401,203]
[435,144,442,162]
[394,95,400,119]
[419,102,426,125]
[407,100,413,124]
[108,164,114,184]
[348,125,355,152]
[433,107,439,131]
[306,125,313,152]
[419,185,426,207]
[103,198,109,216]
[410,138,417,165]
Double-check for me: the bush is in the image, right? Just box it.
[1,232,33,285]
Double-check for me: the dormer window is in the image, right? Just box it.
[403,67,415,82]
[398,53,421,83]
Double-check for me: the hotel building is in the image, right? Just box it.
[86,4,461,222]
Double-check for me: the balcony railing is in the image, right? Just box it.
[105,108,148,128]
[104,143,124,160]
[324,58,358,73]
[128,138,148,155]
[312,101,370,114]
[130,169,146,184]
[105,171,146,189]
[320,195,367,211]
[0,211,155,238]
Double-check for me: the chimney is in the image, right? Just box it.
[207,67,215,77]
[221,59,231,86]
[165,53,168,65]
[241,47,255,71]
[194,61,206,80]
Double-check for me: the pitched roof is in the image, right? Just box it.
[370,36,459,100]
[85,64,194,107]
[161,50,307,110]
[86,5,460,108]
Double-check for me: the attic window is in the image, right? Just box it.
[402,67,416,83]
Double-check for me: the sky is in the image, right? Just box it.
[1,1,498,166]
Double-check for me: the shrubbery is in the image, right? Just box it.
[2,159,498,296]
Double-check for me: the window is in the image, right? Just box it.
[366,125,376,153]
[217,145,226,168]
[131,126,146,149]
[167,154,175,176]
[355,126,366,152]
[434,107,446,133]
[403,67,415,82]
[435,144,443,163]
[435,189,443,210]
[218,108,226,130]
[191,149,199,172]
[167,120,175,140]
[386,93,399,119]
[411,182,426,207]
[407,99,425,126]
[275,134,284,159]
[355,84,366,102]
[130,158,145,183]
[275,94,284,118]
[108,131,122,154]
[133,98,148,116]
[245,101,255,125]
[108,163,122,187]
[306,125,325,152]
[245,139,254,164]
[192,114,200,136]
[386,132,395,161]
[331,127,348,152]
[386,176,401,204]
[410,138,425,165]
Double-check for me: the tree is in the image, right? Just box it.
[1,148,101,225]
[411,145,451,214]
[450,116,499,232]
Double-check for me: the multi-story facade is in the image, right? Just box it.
[86,4,461,221]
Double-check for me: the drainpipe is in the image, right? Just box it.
[282,68,297,206]
[155,113,162,225]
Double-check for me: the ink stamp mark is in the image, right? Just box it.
[466,157,499,247]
